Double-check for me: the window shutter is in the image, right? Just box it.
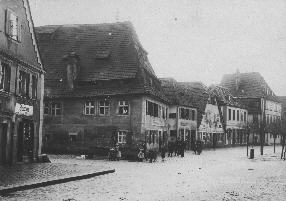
[4,64,11,92]
[28,74,32,98]
[5,9,11,36]
[17,19,22,42]
[0,62,3,90]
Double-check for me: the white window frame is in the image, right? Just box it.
[84,101,95,115]
[99,100,110,116]
[118,100,129,115]
[51,102,62,116]
[118,131,127,144]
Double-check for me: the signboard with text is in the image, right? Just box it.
[15,103,33,116]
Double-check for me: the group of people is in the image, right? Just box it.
[108,143,121,161]
[108,139,204,162]
[137,138,204,163]
[167,139,186,157]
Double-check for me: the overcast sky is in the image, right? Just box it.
[29,0,286,96]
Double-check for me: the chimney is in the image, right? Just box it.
[63,52,80,90]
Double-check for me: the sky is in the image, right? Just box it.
[29,0,286,96]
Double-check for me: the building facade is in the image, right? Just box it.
[161,78,201,150]
[199,85,248,148]
[0,0,44,164]
[36,22,168,157]
[221,71,281,145]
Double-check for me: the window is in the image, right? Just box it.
[169,113,176,119]
[244,112,246,122]
[162,106,166,119]
[118,101,129,115]
[31,75,37,99]
[99,100,110,116]
[44,102,50,115]
[146,100,159,117]
[19,70,30,97]
[85,101,95,115]
[179,108,191,120]
[233,110,236,121]
[0,62,11,92]
[5,10,21,41]
[237,110,239,121]
[228,109,231,121]
[51,102,62,116]
[159,106,162,118]
[191,110,196,121]
[118,131,127,144]
[69,133,77,144]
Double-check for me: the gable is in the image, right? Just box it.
[0,0,42,68]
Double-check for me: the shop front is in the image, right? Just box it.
[14,102,37,163]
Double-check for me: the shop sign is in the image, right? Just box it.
[152,119,164,126]
[15,103,33,116]
[181,122,190,126]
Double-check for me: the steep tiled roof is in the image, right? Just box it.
[36,22,167,101]
[179,82,209,128]
[160,78,209,128]
[221,72,279,102]
[208,85,245,108]
[36,22,155,81]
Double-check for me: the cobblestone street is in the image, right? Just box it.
[1,146,285,201]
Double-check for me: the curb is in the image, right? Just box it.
[0,169,115,196]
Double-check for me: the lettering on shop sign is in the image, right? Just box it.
[181,122,190,126]
[152,119,164,126]
[15,103,33,116]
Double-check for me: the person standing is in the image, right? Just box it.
[115,143,121,161]
[161,145,166,161]
[180,139,185,157]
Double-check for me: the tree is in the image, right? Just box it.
[280,116,286,160]
[241,121,257,157]
[268,120,281,154]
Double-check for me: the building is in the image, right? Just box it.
[206,85,248,147]
[221,71,281,145]
[0,0,44,164]
[160,78,204,150]
[178,81,209,133]
[278,96,286,119]
[35,22,169,157]
[198,97,225,148]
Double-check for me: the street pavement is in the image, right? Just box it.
[1,146,286,201]
[0,157,114,195]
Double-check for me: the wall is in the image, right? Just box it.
[225,106,248,130]
[43,95,143,154]
[141,96,168,134]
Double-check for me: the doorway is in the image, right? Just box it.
[17,120,34,162]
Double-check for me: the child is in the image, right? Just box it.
[138,149,145,162]
[115,144,121,161]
